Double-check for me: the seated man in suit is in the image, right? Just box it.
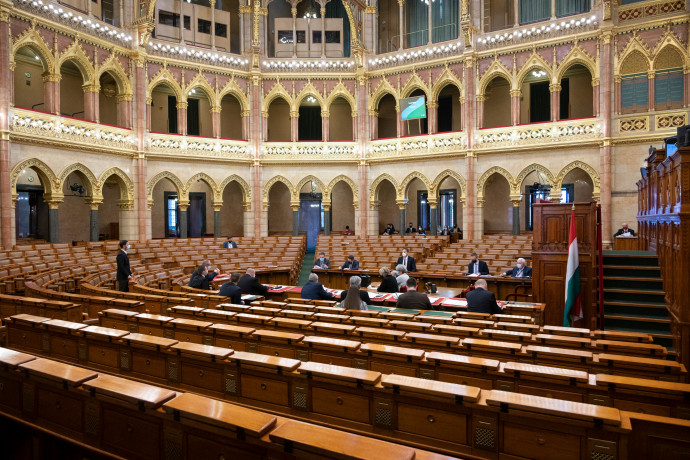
[502,258,532,278]
[238,268,269,296]
[613,222,635,238]
[417,226,426,235]
[218,272,242,304]
[396,277,434,310]
[405,222,416,233]
[382,223,394,235]
[340,254,359,270]
[395,248,417,272]
[301,273,334,300]
[466,279,503,314]
[465,252,490,276]
[201,260,220,283]
[222,236,238,249]
[189,265,212,290]
[313,251,331,269]
[395,265,409,291]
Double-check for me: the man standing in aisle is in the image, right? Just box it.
[116,240,133,292]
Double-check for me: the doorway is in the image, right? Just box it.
[188,192,206,237]
[299,192,323,250]
[16,186,49,240]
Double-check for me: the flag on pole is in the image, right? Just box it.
[564,209,582,326]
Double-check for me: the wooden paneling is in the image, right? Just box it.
[532,203,598,326]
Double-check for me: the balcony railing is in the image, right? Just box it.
[10,108,137,151]
[475,118,601,149]
[148,133,252,159]
[261,142,358,159]
[369,131,466,158]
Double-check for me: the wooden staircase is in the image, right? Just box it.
[602,251,674,357]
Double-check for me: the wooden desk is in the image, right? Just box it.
[614,236,638,251]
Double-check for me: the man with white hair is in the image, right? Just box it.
[395,265,409,290]
[301,273,334,300]
[466,279,503,314]
[502,258,532,278]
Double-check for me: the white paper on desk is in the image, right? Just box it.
[468,273,479,277]
[370,293,387,299]
[389,293,400,299]
[442,299,467,306]
[427,297,440,303]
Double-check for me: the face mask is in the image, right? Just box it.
[516,263,523,269]
[402,252,406,257]
[126,245,131,250]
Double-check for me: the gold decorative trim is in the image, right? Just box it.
[619,116,649,133]
[655,112,687,130]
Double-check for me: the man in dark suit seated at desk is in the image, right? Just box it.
[613,222,635,239]
[314,252,331,269]
[395,248,417,272]
[219,272,242,304]
[222,235,238,249]
[466,252,490,276]
[466,279,503,314]
[502,258,532,278]
[238,268,269,296]
[301,273,334,300]
[396,277,434,310]
[340,254,359,270]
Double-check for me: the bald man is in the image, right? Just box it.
[614,223,635,238]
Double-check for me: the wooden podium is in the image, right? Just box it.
[614,236,638,251]
[532,202,598,327]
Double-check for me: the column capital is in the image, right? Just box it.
[178,202,190,212]
[591,78,600,87]
[87,199,103,210]
[242,110,252,118]
[176,102,188,110]
[427,102,438,109]
[476,198,485,208]
[45,200,63,210]
[290,111,299,118]
[290,205,300,212]
[475,95,486,102]
[510,199,522,207]
[322,203,331,211]
[549,83,562,92]
[647,71,655,79]
[395,199,407,209]
[291,7,297,17]
[117,200,135,210]
[397,0,404,5]
[364,6,376,13]
[240,5,252,13]
[369,109,378,117]
[117,94,133,103]
[42,72,60,83]
[427,200,438,208]
[212,203,223,212]
[211,106,222,113]
[509,89,521,98]
[321,111,329,118]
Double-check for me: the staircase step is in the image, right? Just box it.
[604,300,666,309]
[604,313,670,324]
[604,287,665,295]
[602,266,662,278]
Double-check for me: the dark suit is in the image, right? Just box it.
[218,282,242,304]
[382,228,393,235]
[504,266,533,278]
[222,241,238,248]
[314,257,331,269]
[396,290,434,310]
[340,290,371,304]
[396,255,417,272]
[467,260,490,276]
[405,227,416,234]
[116,250,131,292]
[301,281,334,300]
[189,273,210,290]
[341,259,360,270]
[466,288,502,314]
[614,228,635,238]
[205,272,218,283]
[377,275,399,293]
[238,274,269,296]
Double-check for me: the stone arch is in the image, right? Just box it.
[95,55,132,96]
[370,173,399,206]
[325,83,357,116]
[369,78,398,112]
[146,171,185,202]
[616,40,652,77]
[431,169,466,199]
[556,46,599,83]
[219,175,252,208]
[293,175,327,201]
[10,158,59,199]
[431,68,463,104]
[12,30,55,73]
[516,53,553,88]
[477,60,513,96]
[400,73,430,99]
[96,167,134,203]
[555,161,600,194]
[58,163,100,199]
[262,82,293,112]
[185,74,216,107]
[218,79,249,111]
[654,45,686,71]
[147,68,184,100]
[294,82,325,111]
[399,172,432,200]
[325,175,359,209]
[185,173,219,202]
[262,175,295,207]
[477,166,515,200]
[56,43,95,85]
[515,164,556,194]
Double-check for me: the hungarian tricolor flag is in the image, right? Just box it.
[564,210,582,326]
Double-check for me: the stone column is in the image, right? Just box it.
[250,71,263,237]
[647,71,655,112]
[599,30,613,247]
[213,204,222,237]
[592,79,600,116]
[290,111,299,141]
[427,102,438,134]
[242,110,251,140]
[685,71,690,107]
[549,83,561,121]
[0,10,12,248]
[133,53,148,242]
[178,202,189,238]
[47,201,61,243]
[551,0,556,18]
[83,85,100,122]
[464,58,476,238]
[89,206,100,242]
[614,76,621,114]
[370,110,378,139]
[510,90,521,125]
[396,105,404,137]
[323,203,331,235]
[211,107,222,138]
[511,198,521,235]
[146,97,152,131]
[476,95,485,129]
[398,0,404,50]
[43,73,60,114]
[428,200,437,235]
[320,7,326,57]
[427,0,433,44]
[177,102,188,135]
[117,96,132,129]
[291,5,297,57]
[210,0,217,49]
[291,203,300,236]
[261,111,268,141]
[513,0,519,26]
[321,112,329,142]
[397,200,407,234]
[475,197,484,239]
